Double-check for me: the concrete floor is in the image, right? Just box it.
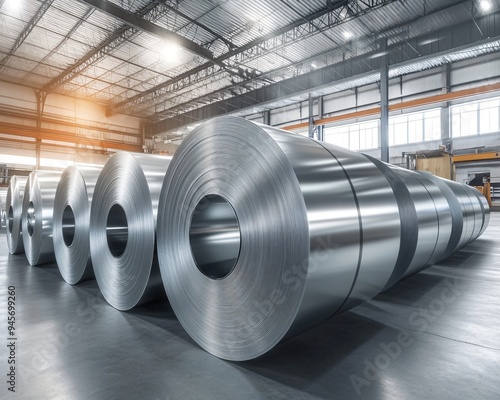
[1,215,499,400]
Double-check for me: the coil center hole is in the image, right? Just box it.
[106,204,128,258]
[189,195,241,279]
[8,205,13,233]
[27,201,35,237]
[62,205,76,247]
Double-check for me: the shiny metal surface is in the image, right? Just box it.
[89,152,171,311]
[317,142,400,315]
[418,172,464,259]
[156,116,489,361]
[22,170,62,266]
[389,166,441,278]
[473,189,491,237]
[53,165,102,284]
[364,155,419,290]
[157,116,401,360]
[189,194,241,279]
[440,178,482,248]
[5,176,27,254]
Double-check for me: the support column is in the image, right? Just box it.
[308,93,314,138]
[35,90,47,169]
[441,64,452,150]
[380,38,389,163]
[263,110,271,126]
[317,96,325,141]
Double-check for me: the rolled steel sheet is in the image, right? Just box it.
[89,152,171,311]
[313,143,401,315]
[6,176,28,254]
[417,172,464,259]
[157,117,401,360]
[441,178,479,247]
[365,155,419,290]
[22,170,62,266]
[53,165,101,284]
[156,116,490,361]
[472,189,490,237]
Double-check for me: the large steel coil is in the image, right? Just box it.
[89,152,171,311]
[53,165,102,284]
[22,170,62,266]
[6,176,28,254]
[156,116,489,361]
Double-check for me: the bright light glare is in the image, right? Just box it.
[160,41,180,60]
[3,0,21,12]
[479,0,492,11]
[343,31,353,40]
[0,154,36,167]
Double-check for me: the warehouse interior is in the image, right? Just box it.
[0,0,499,399]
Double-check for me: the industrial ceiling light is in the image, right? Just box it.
[161,41,180,60]
[3,0,20,12]
[343,31,353,40]
[479,0,492,11]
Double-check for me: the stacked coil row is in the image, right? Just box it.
[4,116,489,361]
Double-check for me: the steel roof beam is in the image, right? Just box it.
[148,16,500,136]
[22,8,95,82]
[157,3,236,51]
[116,0,472,118]
[77,0,213,60]
[42,0,181,93]
[109,0,400,115]
[0,0,55,71]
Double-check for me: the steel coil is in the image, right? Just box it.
[22,170,62,266]
[156,116,489,361]
[6,176,28,254]
[53,165,102,284]
[157,116,401,360]
[89,152,171,311]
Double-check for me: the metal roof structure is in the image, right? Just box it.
[0,0,499,139]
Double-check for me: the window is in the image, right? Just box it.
[390,115,409,145]
[424,109,441,141]
[389,108,441,145]
[480,99,500,134]
[451,96,500,137]
[323,108,442,150]
[325,120,378,150]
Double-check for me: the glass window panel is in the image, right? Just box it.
[461,110,477,136]
[479,100,499,134]
[325,120,379,150]
[408,117,423,143]
[391,115,408,145]
[389,122,395,146]
[451,107,461,137]
[424,109,441,141]
[349,125,360,150]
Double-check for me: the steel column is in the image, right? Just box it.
[380,38,389,163]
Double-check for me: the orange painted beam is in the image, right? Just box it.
[452,152,500,163]
[389,82,500,112]
[281,82,500,131]
[318,107,380,126]
[0,122,142,152]
[281,122,310,131]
